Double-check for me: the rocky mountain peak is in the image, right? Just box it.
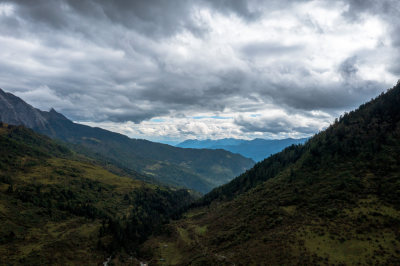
[0,88,48,129]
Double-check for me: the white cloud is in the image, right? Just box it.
[0,3,14,16]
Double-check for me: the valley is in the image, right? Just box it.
[0,89,254,194]
[1,84,400,264]
[1,1,400,263]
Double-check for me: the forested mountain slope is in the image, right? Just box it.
[0,123,194,264]
[0,89,254,193]
[142,82,400,265]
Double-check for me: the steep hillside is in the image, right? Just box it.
[177,137,307,161]
[142,82,400,265]
[0,89,254,193]
[0,90,47,129]
[0,123,194,264]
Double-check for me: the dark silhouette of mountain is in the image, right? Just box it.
[142,82,400,265]
[0,88,254,193]
[0,122,195,264]
[177,137,308,161]
[0,89,48,129]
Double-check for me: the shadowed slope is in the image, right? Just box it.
[142,82,400,265]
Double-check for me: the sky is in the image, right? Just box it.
[0,0,399,144]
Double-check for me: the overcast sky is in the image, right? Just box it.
[0,0,399,143]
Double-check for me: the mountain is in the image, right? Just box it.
[177,138,246,149]
[177,137,308,161]
[0,89,48,129]
[0,123,195,264]
[0,89,254,193]
[142,82,400,265]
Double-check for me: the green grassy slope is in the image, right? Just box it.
[0,123,194,265]
[142,83,400,265]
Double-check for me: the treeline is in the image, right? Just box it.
[0,123,70,173]
[6,180,193,252]
[195,143,304,206]
[101,187,193,252]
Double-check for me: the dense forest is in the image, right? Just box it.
[142,82,400,265]
[0,123,194,264]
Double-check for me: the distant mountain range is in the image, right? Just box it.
[0,89,254,193]
[177,137,308,161]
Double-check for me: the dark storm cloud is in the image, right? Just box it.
[342,0,399,21]
[249,75,385,112]
[72,0,208,38]
[0,0,398,138]
[201,0,261,21]
[339,56,358,79]
[234,112,325,134]
[8,0,70,29]
[4,0,279,38]
[5,0,203,38]
[2,0,311,37]
[235,115,297,134]
[389,60,400,76]
[293,81,381,110]
[0,13,20,36]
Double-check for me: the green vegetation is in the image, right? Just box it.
[142,82,400,264]
[0,88,254,193]
[3,82,400,264]
[0,123,194,264]
[35,108,254,193]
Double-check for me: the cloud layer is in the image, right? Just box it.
[0,0,398,142]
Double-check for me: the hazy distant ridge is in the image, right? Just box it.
[177,137,308,161]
